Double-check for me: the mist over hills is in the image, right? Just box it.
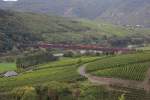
[0,0,150,27]
[1,1,150,100]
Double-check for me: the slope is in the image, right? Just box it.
[0,9,94,52]
[0,9,150,53]
[0,0,150,27]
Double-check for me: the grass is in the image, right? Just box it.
[0,63,16,73]
[137,46,150,51]
[35,56,101,70]
[80,19,136,36]
[0,66,80,92]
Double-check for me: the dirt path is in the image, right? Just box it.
[78,64,145,90]
[142,68,150,91]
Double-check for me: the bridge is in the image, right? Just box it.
[38,43,135,53]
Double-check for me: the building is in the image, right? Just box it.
[4,71,18,77]
[53,53,64,57]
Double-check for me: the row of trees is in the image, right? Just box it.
[11,81,127,100]
[12,82,80,100]
[16,51,58,69]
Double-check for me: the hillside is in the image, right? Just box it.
[0,9,150,52]
[0,0,150,27]
[1,1,150,100]
[98,0,150,27]
[0,9,94,52]
[0,52,150,100]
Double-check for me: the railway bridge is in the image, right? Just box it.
[38,43,135,53]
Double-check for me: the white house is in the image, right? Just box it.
[53,53,64,57]
[4,71,18,77]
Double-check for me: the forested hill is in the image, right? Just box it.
[0,9,93,52]
[0,9,150,53]
[0,0,150,27]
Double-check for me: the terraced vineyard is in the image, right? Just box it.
[0,54,150,100]
[35,56,101,70]
[86,52,150,81]
[92,62,150,81]
[1,53,150,100]
[0,56,100,92]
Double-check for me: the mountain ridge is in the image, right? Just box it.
[0,0,150,27]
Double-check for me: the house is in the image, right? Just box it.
[4,71,18,77]
[53,53,64,57]
[79,50,86,54]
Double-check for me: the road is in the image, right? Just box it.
[78,64,150,91]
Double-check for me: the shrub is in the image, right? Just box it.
[63,50,75,57]
[118,94,125,100]
[16,51,58,69]
[12,86,38,100]
[35,81,71,100]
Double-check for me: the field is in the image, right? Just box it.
[0,56,100,92]
[35,56,100,69]
[1,56,125,100]
[0,54,150,100]
[0,63,16,73]
[92,62,150,80]
[86,52,150,81]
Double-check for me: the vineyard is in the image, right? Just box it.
[92,62,150,81]
[1,53,150,100]
[86,52,150,81]
[35,56,101,70]
[0,56,100,92]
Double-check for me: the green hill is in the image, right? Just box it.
[0,9,150,52]
[0,10,95,52]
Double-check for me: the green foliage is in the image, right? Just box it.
[1,9,150,52]
[0,10,96,52]
[12,86,38,100]
[118,94,125,100]
[16,51,58,69]
[63,51,75,57]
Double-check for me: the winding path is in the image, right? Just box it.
[78,64,150,91]
[142,68,150,91]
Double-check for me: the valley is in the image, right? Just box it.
[0,1,150,99]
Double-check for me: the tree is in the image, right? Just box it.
[118,94,125,100]
[64,50,75,57]
[16,51,58,69]
[12,86,38,100]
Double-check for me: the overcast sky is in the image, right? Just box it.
[2,0,18,1]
